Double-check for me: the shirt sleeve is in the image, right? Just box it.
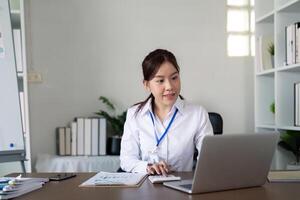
[194,107,214,156]
[120,108,148,173]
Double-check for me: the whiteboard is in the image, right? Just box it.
[0,0,25,152]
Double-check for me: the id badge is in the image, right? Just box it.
[148,147,160,164]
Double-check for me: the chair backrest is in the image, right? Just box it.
[208,112,223,135]
[193,112,223,165]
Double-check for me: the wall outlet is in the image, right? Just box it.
[28,72,42,83]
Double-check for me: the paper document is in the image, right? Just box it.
[268,170,300,182]
[79,172,147,187]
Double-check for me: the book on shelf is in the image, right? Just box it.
[0,176,48,199]
[65,127,71,155]
[91,118,99,156]
[295,82,300,126]
[77,118,85,155]
[286,22,300,65]
[268,170,300,182]
[79,172,147,187]
[84,118,92,156]
[296,22,300,64]
[99,118,107,155]
[71,122,77,156]
[56,127,65,156]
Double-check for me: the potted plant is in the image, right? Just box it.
[267,42,275,68]
[278,130,300,165]
[96,96,126,155]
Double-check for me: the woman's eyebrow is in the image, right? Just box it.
[154,72,178,78]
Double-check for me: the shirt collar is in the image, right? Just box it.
[140,97,185,116]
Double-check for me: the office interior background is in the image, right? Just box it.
[3,0,283,175]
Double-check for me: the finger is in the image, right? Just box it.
[152,164,162,175]
[158,164,167,176]
[147,166,155,175]
[159,161,170,173]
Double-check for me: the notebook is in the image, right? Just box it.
[0,176,48,199]
[163,133,278,194]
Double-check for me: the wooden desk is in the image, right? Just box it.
[11,172,300,200]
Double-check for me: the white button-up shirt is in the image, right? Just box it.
[120,98,213,173]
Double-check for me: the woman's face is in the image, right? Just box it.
[144,61,181,110]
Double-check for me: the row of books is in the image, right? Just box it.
[255,35,274,73]
[56,118,107,156]
[295,82,300,126]
[286,22,300,65]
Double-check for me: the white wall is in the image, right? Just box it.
[26,0,254,169]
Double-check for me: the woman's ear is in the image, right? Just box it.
[143,80,151,92]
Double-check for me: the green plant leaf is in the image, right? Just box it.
[267,42,274,56]
[96,96,126,136]
[279,130,300,162]
[99,96,115,110]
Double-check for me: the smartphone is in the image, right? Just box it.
[49,173,76,181]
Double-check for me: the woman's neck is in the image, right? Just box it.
[153,103,173,123]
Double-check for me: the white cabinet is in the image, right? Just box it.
[9,0,31,172]
[255,0,300,131]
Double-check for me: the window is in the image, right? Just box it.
[227,0,255,57]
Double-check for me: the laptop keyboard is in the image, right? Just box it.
[180,184,192,190]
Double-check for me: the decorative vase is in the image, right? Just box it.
[271,55,275,68]
[107,136,122,155]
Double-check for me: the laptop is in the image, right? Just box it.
[163,132,278,194]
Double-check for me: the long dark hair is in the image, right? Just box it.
[134,49,183,115]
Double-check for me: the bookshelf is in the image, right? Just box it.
[255,0,300,169]
[255,0,300,131]
[9,0,31,172]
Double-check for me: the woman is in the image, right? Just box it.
[120,49,213,175]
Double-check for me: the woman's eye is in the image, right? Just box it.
[172,76,178,80]
[156,79,164,83]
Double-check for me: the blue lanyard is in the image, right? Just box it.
[149,108,178,147]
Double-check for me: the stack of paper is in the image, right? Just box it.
[79,172,147,187]
[0,176,48,199]
[268,170,300,182]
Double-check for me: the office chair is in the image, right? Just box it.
[193,112,223,168]
[208,112,223,135]
[117,112,223,172]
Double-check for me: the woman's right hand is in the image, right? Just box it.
[146,161,170,176]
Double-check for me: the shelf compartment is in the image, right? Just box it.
[275,11,300,67]
[277,71,300,127]
[255,75,275,126]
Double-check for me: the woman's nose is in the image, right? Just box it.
[165,79,173,90]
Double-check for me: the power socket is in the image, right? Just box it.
[28,72,42,83]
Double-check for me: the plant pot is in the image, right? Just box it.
[107,136,122,155]
[271,55,274,68]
